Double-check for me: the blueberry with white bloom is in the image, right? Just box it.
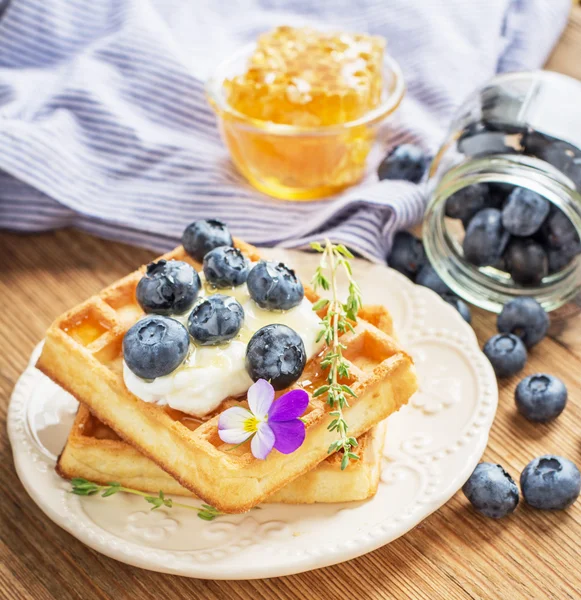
[387,231,426,281]
[246,324,306,390]
[462,463,519,518]
[377,144,428,184]
[445,184,488,222]
[521,456,581,510]
[501,188,550,237]
[504,238,548,286]
[247,261,304,311]
[483,333,527,378]
[182,219,233,263]
[463,208,510,267]
[497,297,549,348]
[203,246,249,288]
[136,260,200,316]
[123,315,189,379]
[218,379,309,460]
[515,374,567,422]
[188,294,244,346]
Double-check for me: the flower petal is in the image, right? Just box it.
[250,422,275,460]
[218,406,253,431]
[247,379,274,419]
[268,389,309,422]
[218,427,252,445]
[270,419,306,454]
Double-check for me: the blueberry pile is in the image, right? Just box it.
[445,183,580,285]
[123,219,308,388]
[387,231,471,323]
[464,456,580,517]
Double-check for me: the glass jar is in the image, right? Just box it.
[424,71,581,313]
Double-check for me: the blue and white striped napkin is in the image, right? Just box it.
[0,0,570,261]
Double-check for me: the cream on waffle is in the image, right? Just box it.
[57,404,387,504]
[38,239,417,513]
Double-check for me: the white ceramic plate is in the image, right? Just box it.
[8,249,497,579]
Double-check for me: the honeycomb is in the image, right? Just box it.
[225,26,386,127]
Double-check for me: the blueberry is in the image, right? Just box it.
[203,246,249,288]
[547,241,581,274]
[462,463,519,519]
[377,144,428,184]
[483,333,527,378]
[441,293,472,324]
[387,231,426,280]
[463,209,510,267]
[247,261,304,311]
[504,239,548,286]
[182,219,233,263]
[515,374,567,422]
[496,297,549,348]
[501,188,550,237]
[123,315,189,379]
[246,324,306,390]
[188,295,244,346]
[540,207,580,249]
[445,184,488,222]
[415,264,450,296]
[136,260,200,316]
[521,456,581,510]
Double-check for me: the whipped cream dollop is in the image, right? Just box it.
[123,274,323,417]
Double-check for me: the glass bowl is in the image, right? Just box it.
[206,43,405,201]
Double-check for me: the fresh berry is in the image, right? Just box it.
[187,295,244,346]
[415,264,450,296]
[441,293,472,323]
[496,297,549,348]
[463,209,509,267]
[445,184,488,222]
[377,144,428,184]
[123,315,189,379]
[483,333,527,378]
[504,238,548,286]
[515,374,567,422]
[203,246,249,288]
[182,219,233,263]
[547,241,581,274]
[246,324,306,390]
[521,456,581,510]
[488,182,514,203]
[136,260,200,316]
[502,188,550,237]
[387,231,426,280]
[247,261,304,310]
[540,207,580,249]
[462,463,519,519]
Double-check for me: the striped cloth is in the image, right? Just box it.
[0,0,570,262]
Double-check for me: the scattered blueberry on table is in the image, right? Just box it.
[462,463,520,518]
[246,324,307,390]
[415,264,450,296]
[377,143,428,184]
[188,294,244,346]
[515,374,567,422]
[521,456,581,511]
[182,219,233,262]
[483,333,527,378]
[203,246,250,288]
[136,259,200,316]
[441,293,472,324]
[123,315,190,379]
[496,297,549,348]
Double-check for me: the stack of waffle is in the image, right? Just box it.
[38,239,417,513]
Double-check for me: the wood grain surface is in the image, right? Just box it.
[2,7,581,600]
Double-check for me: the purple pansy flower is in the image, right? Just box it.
[218,379,309,460]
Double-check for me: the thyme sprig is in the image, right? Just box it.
[70,478,222,521]
[310,240,363,470]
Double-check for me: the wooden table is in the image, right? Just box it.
[2,9,581,600]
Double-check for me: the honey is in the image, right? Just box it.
[209,26,403,201]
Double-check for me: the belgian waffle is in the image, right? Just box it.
[38,239,417,513]
[57,405,388,504]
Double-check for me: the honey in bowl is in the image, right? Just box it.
[207,26,405,201]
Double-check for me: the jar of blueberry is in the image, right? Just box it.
[424,71,581,313]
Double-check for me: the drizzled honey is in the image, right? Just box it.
[212,26,396,201]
